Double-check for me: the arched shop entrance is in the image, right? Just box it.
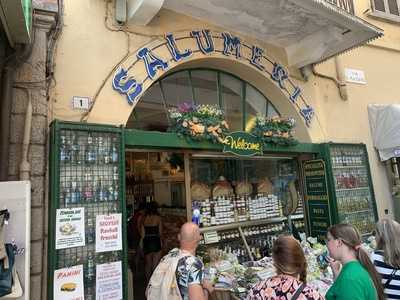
[124,67,317,299]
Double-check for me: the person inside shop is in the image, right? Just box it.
[127,202,146,276]
[176,222,214,300]
[246,235,324,300]
[325,223,384,300]
[141,201,163,282]
[371,218,400,300]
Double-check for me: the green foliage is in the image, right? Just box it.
[251,116,298,146]
[168,103,229,144]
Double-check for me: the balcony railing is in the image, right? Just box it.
[325,0,355,15]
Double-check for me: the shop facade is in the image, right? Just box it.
[45,0,400,299]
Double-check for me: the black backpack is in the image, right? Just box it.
[0,244,15,297]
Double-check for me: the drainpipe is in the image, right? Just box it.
[309,56,348,101]
[0,41,33,181]
[334,56,348,101]
[19,87,32,180]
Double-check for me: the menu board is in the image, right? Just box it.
[303,159,331,240]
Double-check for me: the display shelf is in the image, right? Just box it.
[335,187,369,192]
[340,209,373,215]
[332,165,365,169]
[199,214,303,233]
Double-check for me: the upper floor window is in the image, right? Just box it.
[126,69,280,132]
[370,0,400,22]
[325,0,355,15]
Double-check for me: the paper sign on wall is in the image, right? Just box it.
[96,261,123,300]
[96,214,122,253]
[56,208,85,249]
[54,265,84,300]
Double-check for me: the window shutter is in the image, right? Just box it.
[388,0,400,15]
[373,0,386,11]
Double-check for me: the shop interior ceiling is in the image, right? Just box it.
[160,0,382,67]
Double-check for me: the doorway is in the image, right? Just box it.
[125,150,186,299]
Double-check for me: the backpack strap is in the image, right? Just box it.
[384,269,398,289]
[291,283,306,300]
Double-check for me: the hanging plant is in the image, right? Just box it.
[251,116,298,146]
[168,102,229,143]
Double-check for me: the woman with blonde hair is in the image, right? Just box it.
[372,218,400,300]
[246,235,324,300]
[326,223,384,300]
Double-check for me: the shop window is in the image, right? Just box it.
[370,0,400,22]
[221,73,243,131]
[190,70,219,106]
[245,84,267,132]
[267,102,280,118]
[127,82,169,131]
[127,68,281,133]
[162,71,193,108]
[190,155,302,228]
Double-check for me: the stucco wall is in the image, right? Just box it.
[50,0,400,220]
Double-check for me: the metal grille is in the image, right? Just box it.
[329,144,376,235]
[56,128,123,300]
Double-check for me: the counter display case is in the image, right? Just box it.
[190,155,305,262]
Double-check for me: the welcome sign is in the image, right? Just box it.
[112,29,314,126]
[222,132,263,156]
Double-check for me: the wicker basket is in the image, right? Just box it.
[210,289,235,300]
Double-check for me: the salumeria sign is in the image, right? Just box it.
[112,29,314,126]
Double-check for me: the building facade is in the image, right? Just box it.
[4,0,400,299]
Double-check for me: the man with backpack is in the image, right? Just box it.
[146,222,214,300]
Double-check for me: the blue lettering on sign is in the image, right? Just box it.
[250,46,264,70]
[111,30,315,126]
[191,30,215,54]
[300,105,314,126]
[221,32,241,58]
[271,63,288,89]
[112,68,143,105]
[137,47,168,79]
[165,33,192,62]
[290,87,302,103]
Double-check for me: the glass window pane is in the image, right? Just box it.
[388,0,399,15]
[162,71,193,108]
[245,84,267,132]
[373,0,385,11]
[267,102,280,118]
[191,70,219,106]
[127,82,169,131]
[221,74,243,131]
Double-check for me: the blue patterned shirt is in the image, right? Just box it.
[175,254,204,300]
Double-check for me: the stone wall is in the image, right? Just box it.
[7,11,56,300]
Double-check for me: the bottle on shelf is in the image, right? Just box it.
[96,176,108,202]
[85,133,97,164]
[86,251,95,282]
[97,136,105,163]
[62,181,71,205]
[70,179,81,204]
[70,133,80,164]
[84,172,94,203]
[111,137,119,163]
[86,216,95,244]
[60,135,70,163]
